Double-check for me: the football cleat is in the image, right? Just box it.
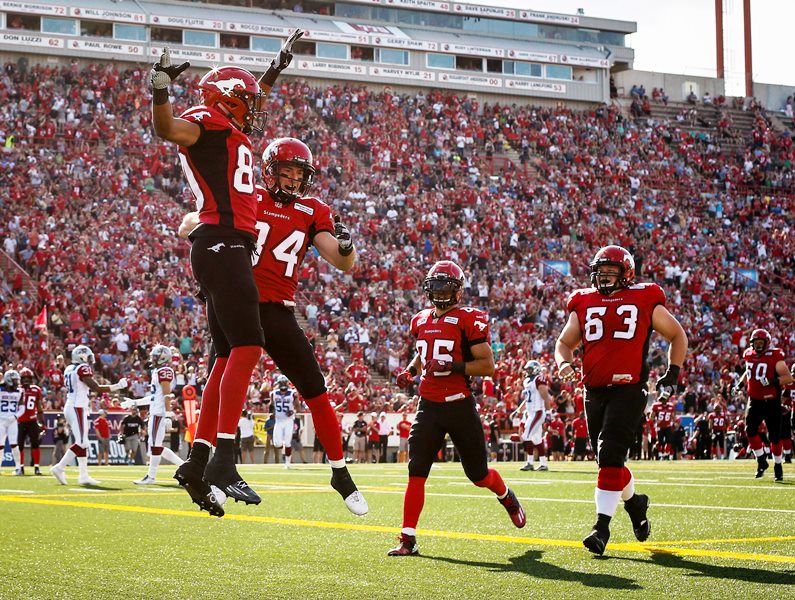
[203,459,261,505]
[774,463,784,482]
[174,462,226,517]
[623,493,651,542]
[536,465,549,472]
[133,475,157,485]
[50,465,67,485]
[14,467,23,476]
[34,467,42,476]
[331,466,368,516]
[755,456,769,479]
[78,475,101,486]
[519,464,534,472]
[583,525,610,556]
[498,488,526,528]
[387,534,419,556]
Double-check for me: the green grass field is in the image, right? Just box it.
[1,460,794,599]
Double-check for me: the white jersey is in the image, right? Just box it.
[0,385,21,418]
[521,375,550,415]
[271,388,296,420]
[148,366,175,416]
[64,363,93,409]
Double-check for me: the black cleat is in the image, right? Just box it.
[203,458,260,505]
[519,464,534,472]
[583,525,610,556]
[174,461,225,517]
[755,456,769,479]
[498,488,527,528]
[34,466,42,476]
[331,466,368,515]
[387,534,419,556]
[774,463,784,482]
[624,493,651,542]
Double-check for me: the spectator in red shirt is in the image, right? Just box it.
[93,410,111,466]
[397,410,412,463]
[572,412,589,461]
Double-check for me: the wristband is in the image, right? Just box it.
[408,366,417,376]
[451,362,466,374]
[153,87,169,105]
[109,382,122,392]
[259,64,280,89]
[558,361,572,371]
[338,243,354,257]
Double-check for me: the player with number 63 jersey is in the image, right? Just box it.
[555,245,687,556]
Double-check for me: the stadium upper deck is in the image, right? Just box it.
[0,0,635,103]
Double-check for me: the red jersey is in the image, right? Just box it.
[411,306,490,403]
[252,185,334,304]
[549,417,566,439]
[94,415,110,438]
[708,412,727,431]
[397,419,412,439]
[572,416,588,438]
[18,384,42,422]
[742,347,786,400]
[652,402,675,429]
[178,105,257,239]
[567,282,665,388]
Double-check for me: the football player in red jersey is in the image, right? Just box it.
[388,261,526,556]
[733,328,793,481]
[180,138,367,516]
[708,403,728,460]
[555,245,687,555]
[16,368,44,475]
[651,395,676,460]
[152,32,303,512]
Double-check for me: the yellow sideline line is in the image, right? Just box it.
[29,489,330,499]
[1,495,794,564]
[645,535,795,546]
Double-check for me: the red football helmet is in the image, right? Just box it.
[750,328,771,353]
[423,261,465,309]
[262,138,316,203]
[589,245,635,295]
[198,66,265,134]
[19,367,34,385]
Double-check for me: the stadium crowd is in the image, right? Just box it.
[0,60,792,461]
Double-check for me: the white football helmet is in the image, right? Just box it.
[277,375,290,389]
[149,344,173,367]
[3,370,20,388]
[523,359,543,378]
[71,345,95,365]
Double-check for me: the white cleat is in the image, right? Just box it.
[77,475,101,486]
[13,468,23,476]
[344,490,369,517]
[209,484,228,507]
[133,475,157,485]
[50,466,68,485]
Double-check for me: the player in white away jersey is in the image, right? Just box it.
[271,375,300,468]
[512,360,552,472]
[121,345,185,484]
[0,370,23,474]
[50,345,128,486]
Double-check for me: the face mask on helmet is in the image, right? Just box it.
[263,138,316,203]
[750,330,771,353]
[423,277,463,309]
[589,246,635,295]
[277,376,289,390]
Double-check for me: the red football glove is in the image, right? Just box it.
[425,359,452,375]
[396,370,414,389]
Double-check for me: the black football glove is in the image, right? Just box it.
[656,365,680,399]
[151,47,190,90]
[334,215,354,256]
[272,29,304,72]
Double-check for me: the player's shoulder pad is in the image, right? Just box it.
[631,281,666,305]
[76,363,93,378]
[742,347,754,359]
[565,287,595,310]
[179,105,229,128]
[158,366,175,380]
[771,348,786,361]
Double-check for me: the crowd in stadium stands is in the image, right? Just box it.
[0,60,792,461]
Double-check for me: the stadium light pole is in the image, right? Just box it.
[714,0,724,79]
[743,0,753,97]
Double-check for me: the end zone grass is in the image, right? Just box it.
[1,460,794,599]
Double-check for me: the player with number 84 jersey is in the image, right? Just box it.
[566,282,665,388]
